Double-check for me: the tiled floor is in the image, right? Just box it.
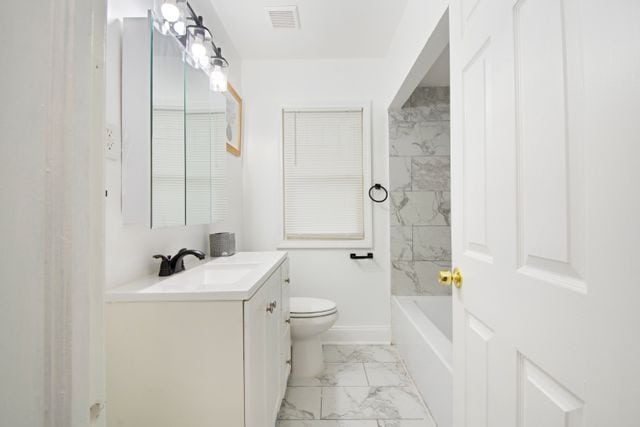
[277,345,435,427]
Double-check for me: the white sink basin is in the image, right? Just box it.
[202,263,261,285]
[138,262,262,294]
[105,252,288,302]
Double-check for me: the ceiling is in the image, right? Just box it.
[419,44,449,87]
[208,0,409,60]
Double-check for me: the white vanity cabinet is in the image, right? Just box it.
[106,252,290,427]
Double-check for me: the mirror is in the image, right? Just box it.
[184,67,227,225]
[151,27,185,228]
[122,15,230,228]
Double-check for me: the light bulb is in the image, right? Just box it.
[209,64,227,92]
[172,21,185,36]
[160,21,170,35]
[172,21,187,36]
[190,35,206,60]
[198,55,210,69]
[161,2,180,22]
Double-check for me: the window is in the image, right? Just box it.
[281,106,371,248]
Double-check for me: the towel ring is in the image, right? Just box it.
[368,183,388,203]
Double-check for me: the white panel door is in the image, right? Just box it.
[449,0,640,425]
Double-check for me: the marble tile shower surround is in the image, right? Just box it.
[389,87,451,296]
[277,345,435,426]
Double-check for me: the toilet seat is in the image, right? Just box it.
[290,297,337,318]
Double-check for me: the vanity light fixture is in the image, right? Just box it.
[153,0,230,92]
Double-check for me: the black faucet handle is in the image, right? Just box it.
[153,254,173,277]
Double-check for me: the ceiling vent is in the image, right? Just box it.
[265,6,300,29]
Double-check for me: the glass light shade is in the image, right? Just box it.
[209,63,228,92]
[153,0,186,35]
[186,27,213,69]
[198,54,211,70]
[190,37,206,60]
[161,2,180,22]
[172,20,186,36]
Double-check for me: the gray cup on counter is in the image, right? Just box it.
[209,232,236,257]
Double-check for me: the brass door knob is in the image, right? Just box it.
[438,267,463,289]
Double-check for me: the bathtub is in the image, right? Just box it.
[391,296,452,427]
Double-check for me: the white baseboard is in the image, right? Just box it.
[321,325,391,344]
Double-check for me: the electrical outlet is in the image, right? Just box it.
[105,123,121,161]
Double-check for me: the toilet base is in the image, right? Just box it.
[291,337,324,377]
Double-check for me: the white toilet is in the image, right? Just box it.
[289,297,338,377]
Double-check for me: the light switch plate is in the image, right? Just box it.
[105,123,121,161]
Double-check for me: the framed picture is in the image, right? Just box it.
[225,83,243,156]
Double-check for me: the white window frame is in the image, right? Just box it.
[277,102,373,249]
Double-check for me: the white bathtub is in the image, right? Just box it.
[391,296,452,427]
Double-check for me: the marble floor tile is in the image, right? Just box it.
[321,387,428,420]
[376,420,435,427]
[278,387,322,420]
[277,421,378,427]
[323,345,400,363]
[288,363,368,387]
[364,363,412,386]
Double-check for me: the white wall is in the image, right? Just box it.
[242,59,392,342]
[384,0,449,107]
[240,0,451,342]
[105,0,244,289]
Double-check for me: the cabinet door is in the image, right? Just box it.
[244,267,282,427]
[280,258,291,397]
[244,274,271,427]
[264,274,282,423]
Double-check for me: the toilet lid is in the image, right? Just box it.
[290,297,337,318]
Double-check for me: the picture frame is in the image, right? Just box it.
[225,83,243,156]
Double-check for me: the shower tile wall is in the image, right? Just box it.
[389,87,452,296]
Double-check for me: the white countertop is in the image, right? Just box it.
[105,251,287,303]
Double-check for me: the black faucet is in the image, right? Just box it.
[153,248,206,277]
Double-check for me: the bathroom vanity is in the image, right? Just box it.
[105,252,290,427]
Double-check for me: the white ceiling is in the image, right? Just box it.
[208,0,409,60]
[419,44,450,87]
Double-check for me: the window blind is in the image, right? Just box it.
[283,109,364,240]
[152,107,185,228]
[210,111,228,223]
[186,111,212,225]
[185,110,228,225]
[153,108,228,228]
